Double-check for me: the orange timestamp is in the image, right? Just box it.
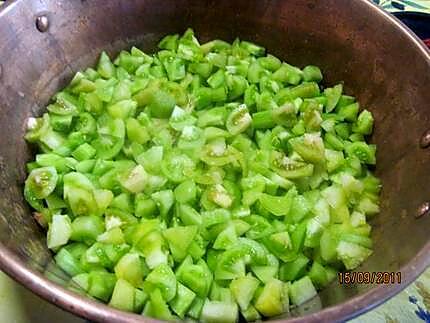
[338,271,402,284]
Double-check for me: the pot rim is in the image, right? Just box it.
[0,0,429,322]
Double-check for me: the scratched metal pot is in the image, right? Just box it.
[0,0,429,322]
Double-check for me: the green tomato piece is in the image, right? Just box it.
[288,276,317,306]
[143,288,173,320]
[163,226,198,262]
[169,282,196,319]
[145,263,177,302]
[201,300,238,323]
[230,275,260,310]
[254,278,288,317]
[109,278,135,312]
[25,166,58,199]
[226,104,252,135]
[47,214,72,249]
[114,252,144,287]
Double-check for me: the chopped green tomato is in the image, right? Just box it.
[273,102,297,127]
[72,143,96,161]
[92,118,125,159]
[177,204,202,226]
[187,297,205,319]
[134,288,148,313]
[87,271,117,302]
[208,184,233,209]
[169,282,196,318]
[337,95,355,108]
[151,189,174,216]
[338,102,359,122]
[163,226,198,262]
[325,149,345,172]
[119,165,148,193]
[258,54,281,71]
[289,133,325,164]
[161,152,194,183]
[114,253,144,287]
[352,109,374,135]
[279,254,309,281]
[50,92,79,115]
[241,40,265,56]
[282,82,320,102]
[139,87,176,119]
[177,259,213,298]
[55,248,85,276]
[226,104,252,135]
[252,110,276,129]
[336,241,373,270]
[254,278,288,317]
[126,118,150,144]
[270,151,314,179]
[25,114,50,143]
[109,279,135,312]
[135,195,157,218]
[288,276,317,306]
[50,114,73,132]
[97,227,125,244]
[25,166,58,199]
[324,84,343,112]
[213,225,237,250]
[145,264,177,302]
[97,51,116,79]
[174,179,197,204]
[24,30,380,321]
[201,300,238,323]
[71,215,104,243]
[230,275,260,310]
[259,193,292,216]
[303,65,323,82]
[272,63,303,85]
[158,34,179,51]
[241,305,261,321]
[251,265,278,284]
[215,248,246,280]
[107,100,137,119]
[71,273,90,291]
[308,262,336,289]
[345,141,376,165]
[137,231,168,269]
[143,289,173,320]
[47,214,72,249]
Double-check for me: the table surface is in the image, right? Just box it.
[1,0,430,322]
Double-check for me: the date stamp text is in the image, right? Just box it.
[338,272,401,285]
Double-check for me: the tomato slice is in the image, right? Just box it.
[24,166,58,199]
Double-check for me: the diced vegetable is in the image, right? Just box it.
[23,29,380,322]
[288,276,317,306]
[169,282,196,318]
[201,300,238,323]
[254,278,288,317]
[230,275,260,310]
[109,279,135,312]
[47,214,72,249]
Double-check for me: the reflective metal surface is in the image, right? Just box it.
[0,0,429,322]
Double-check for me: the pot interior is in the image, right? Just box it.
[0,0,429,321]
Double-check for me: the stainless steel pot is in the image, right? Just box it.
[0,0,429,322]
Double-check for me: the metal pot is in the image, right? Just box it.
[0,0,429,322]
